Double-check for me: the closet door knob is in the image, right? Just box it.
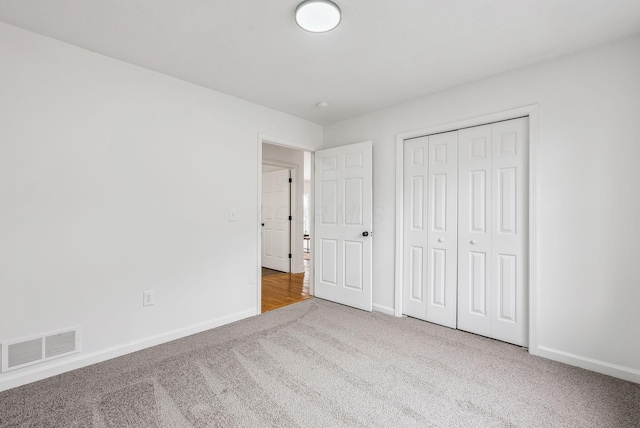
[470,240,477,245]
[438,238,444,243]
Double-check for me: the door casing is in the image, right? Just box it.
[394,105,539,355]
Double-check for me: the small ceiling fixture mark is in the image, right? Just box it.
[317,102,329,108]
[295,0,341,33]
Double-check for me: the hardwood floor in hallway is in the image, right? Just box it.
[261,260,311,312]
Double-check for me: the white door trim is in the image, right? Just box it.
[260,134,318,152]
[394,105,539,355]
[257,134,315,315]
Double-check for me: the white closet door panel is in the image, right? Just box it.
[491,118,529,346]
[458,124,492,337]
[426,132,458,328]
[403,137,428,320]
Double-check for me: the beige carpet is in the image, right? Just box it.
[1,298,639,427]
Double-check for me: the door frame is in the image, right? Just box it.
[394,105,539,355]
[257,134,315,315]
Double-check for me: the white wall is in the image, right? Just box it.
[324,35,640,382]
[262,143,306,273]
[0,23,322,391]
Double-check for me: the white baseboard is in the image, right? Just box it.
[537,346,640,384]
[372,303,395,316]
[0,308,256,392]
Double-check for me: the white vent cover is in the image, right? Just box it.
[45,331,76,358]
[1,327,80,373]
[8,338,43,368]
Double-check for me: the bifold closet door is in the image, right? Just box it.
[458,118,529,347]
[403,132,458,328]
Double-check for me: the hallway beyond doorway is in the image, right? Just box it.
[262,259,311,312]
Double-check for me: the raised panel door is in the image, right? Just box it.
[491,118,529,346]
[402,137,428,319]
[425,132,458,328]
[261,169,291,272]
[314,141,373,311]
[457,124,492,337]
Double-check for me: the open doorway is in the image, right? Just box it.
[260,142,312,312]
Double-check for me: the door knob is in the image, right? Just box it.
[438,238,444,243]
[261,223,265,226]
[470,240,477,245]
[362,231,369,237]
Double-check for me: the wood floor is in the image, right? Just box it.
[262,260,311,312]
[262,267,286,277]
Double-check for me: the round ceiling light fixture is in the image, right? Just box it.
[295,0,341,33]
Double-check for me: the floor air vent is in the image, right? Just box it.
[1,327,80,373]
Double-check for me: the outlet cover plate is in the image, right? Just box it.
[143,290,155,306]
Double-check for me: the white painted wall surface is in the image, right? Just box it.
[323,35,640,381]
[262,143,306,273]
[0,23,322,390]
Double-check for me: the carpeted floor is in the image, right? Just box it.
[1,298,639,427]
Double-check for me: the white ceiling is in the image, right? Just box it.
[1,0,640,125]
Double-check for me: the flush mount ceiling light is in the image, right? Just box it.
[295,0,341,33]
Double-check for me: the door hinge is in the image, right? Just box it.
[288,253,292,259]
[288,215,292,221]
[288,178,293,183]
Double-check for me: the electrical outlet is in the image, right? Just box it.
[228,210,237,222]
[143,291,155,307]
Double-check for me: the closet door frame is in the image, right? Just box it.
[394,105,539,355]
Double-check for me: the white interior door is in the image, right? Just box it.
[489,118,529,346]
[458,124,493,337]
[262,169,291,272]
[403,132,458,327]
[458,118,529,346]
[402,136,429,320]
[314,141,373,311]
[425,132,458,328]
